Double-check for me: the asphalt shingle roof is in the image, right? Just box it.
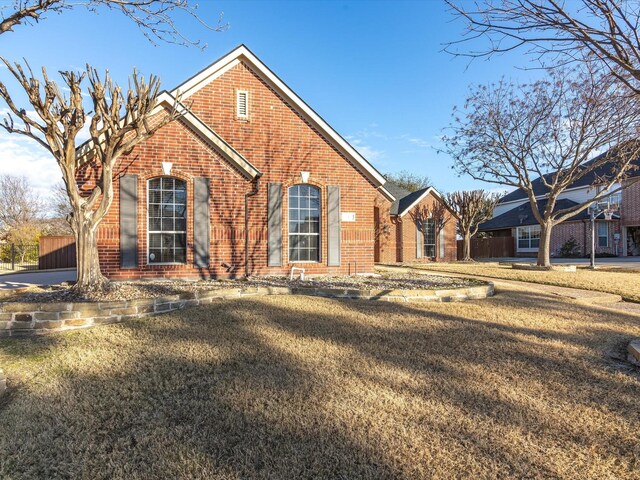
[384,181,412,215]
[478,198,593,231]
[499,152,640,204]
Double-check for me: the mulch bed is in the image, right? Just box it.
[5,274,484,303]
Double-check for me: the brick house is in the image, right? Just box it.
[80,45,456,279]
[478,158,640,257]
[375,182,457,264]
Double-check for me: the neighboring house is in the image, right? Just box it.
[375,182,458,264]
[478,156,640,257]
[78,45,456,279]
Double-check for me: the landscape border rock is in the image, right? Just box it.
[628,339,640,366]
[0,282,494,337]
[511,263,577,272]
[0,368,5,399]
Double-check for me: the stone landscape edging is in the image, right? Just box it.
[0,368,5,399]
[511,263,577,272]
[628,339,640,366]
[0,282,494,338]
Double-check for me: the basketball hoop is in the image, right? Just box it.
[604,210,614,220]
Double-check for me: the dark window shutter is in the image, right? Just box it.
[416,221,423,259]
[193,177,210,268]
[268,183,282,267]
[327,185,341,266]
[439,226,445,258]
[120,174,138,268]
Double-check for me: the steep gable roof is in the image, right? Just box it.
[384,181,452,218]
[171,45,393,200]
[385,182,412,215]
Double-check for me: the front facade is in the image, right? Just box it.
[480,174,640,258]
[375,183,458,264]
[79,46,455,279]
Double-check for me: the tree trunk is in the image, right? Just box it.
[462,231,472,261]
[536,222,553,267]
[74,220,107,292]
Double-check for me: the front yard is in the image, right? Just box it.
[412,262,640,303]
[1,284,639,478]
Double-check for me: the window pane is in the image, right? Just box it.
[162,177,174,190]
[148,190,162,204]
[162,218,174,231]
[174,219,186,232]
[518,239,529,249]
[598,222,608,236]
[149,234,162,248]
[149,218,161,231]
[531,239,539,248]
[174,248,186,263]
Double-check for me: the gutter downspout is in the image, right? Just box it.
[245,174,262,278]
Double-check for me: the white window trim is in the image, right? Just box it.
[423,218,436,258]
[287,184,321,264]
[516,225,541,253]
[236,89,249,119]
[597,221,609,248]
[147,177,188,266]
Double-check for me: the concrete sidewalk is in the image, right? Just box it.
[0,269,76,290]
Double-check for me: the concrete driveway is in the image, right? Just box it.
[0,269,77,290]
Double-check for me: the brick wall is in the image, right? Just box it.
[622,179,640,226]
[377,191,457,263]
[88,60,390,279]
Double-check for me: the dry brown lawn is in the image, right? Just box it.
[412,262,640,303]
[1,287,639,479]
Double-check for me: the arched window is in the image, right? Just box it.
[148,177,187,264]
[289,185,320,262]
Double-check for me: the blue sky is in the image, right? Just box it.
[0,0,536,200]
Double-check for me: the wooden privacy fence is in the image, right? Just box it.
[457,237,515,259]
[39,236,76,270]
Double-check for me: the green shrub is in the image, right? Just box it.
[558,236,581,258]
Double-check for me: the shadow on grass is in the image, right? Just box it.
[0,288,639,478]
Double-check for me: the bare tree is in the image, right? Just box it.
[443,66,640,266]
[43,180,74,234]
[0,0,221,291]
[445,190,500,262]
[48,180,72,223]
[0,175,44,230]
[446,0,640,94]
[0,61,182,290]
[410,200,452,260]
[0,0,226,47]
[384,170,432,192]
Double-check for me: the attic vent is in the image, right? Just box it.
[237,90,248,118]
